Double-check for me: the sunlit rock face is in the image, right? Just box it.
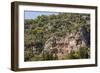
[43,27,90,59]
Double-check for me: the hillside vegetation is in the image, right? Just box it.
[24,13,90,61]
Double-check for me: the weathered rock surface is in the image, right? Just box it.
[43,27,90,59]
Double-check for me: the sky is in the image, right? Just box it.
[24,11,58,19]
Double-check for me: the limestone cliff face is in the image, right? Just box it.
[43,27,90,59]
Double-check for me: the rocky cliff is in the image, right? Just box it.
[43,27,90,59]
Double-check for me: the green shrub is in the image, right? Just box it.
[79,47,90,59]
[65,47,90,59]
[42,52,58,60]
[24,48,34,61]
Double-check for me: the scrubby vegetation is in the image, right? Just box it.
[64,47,90,59]
[24,12,90,61]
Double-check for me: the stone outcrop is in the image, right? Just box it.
[43,27,90,59]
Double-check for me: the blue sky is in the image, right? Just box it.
[24,11,58,19]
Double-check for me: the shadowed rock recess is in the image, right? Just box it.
[24,13,90,61]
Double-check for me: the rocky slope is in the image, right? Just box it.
[43,27,90,59]
[24,13,90,61]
